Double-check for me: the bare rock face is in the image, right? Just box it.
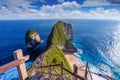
[64,23,73,41]
[25,29,42,49]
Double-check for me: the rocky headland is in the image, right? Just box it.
[27,20,78,77]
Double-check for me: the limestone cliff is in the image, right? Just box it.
[25,29,42,49]
[64,23,73,41]
[47,20,77,52]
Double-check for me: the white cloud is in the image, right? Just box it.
[61,1,80,9]
[37,6,120,20]
[82,0,111,6]
[0,0,32,9]
[0,1,120,20]
[86,8,120,19]
[40,1,80,13]
[32,7,120,20]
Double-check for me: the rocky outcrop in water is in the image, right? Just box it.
[47,20,77,52]
[25,29,42,49]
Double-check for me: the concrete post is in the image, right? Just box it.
[14,49,28,80]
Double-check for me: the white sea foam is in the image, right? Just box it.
[90,66,105,80]
[92,74,106,80]
[73,48,113,80]
[87,64,111,80]
[73,48,83,58]
[73,49,84,65]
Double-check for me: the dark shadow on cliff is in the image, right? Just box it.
[26,41,46,61]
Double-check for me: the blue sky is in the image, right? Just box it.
[0,0,120,20]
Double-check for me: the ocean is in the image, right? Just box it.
[0,19,120,80]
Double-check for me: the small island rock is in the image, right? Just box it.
[25,29,42,49]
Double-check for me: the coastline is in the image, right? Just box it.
[64,52,92,80]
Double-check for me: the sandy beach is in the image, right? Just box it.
[65,53,92,80]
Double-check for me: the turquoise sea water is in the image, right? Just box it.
[0,19,120,80]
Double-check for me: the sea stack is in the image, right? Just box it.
[47,20,77,52]
[25,29,42,49]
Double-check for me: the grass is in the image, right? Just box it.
[40,46,72,78]
[27,46,72,76]
[27,29,37,38]
[43,46,71,71]
[48,21,68,47]
[27,65,34,76]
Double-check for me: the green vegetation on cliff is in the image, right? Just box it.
[27,20,76,77]
[42,20,77,71]
[25,29,41,49]
[47,21,67,47]
[43,46,71,70]
[47,20,77,52]
[27,29,37,38]
[27,45,72,76]
[35,21,74,73]
[27,65,34,76]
